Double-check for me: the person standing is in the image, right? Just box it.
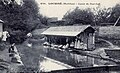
[70,41,74,48]
[75,39,77,49]
[26,33,32,47]
[8,43,15,53]
[2,31,10,42]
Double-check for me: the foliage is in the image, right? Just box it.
[38,15,48,26]
[0,42,5,51]
[107,4,120,25]
[93,7,112,25]
[63,7,94,25]
[0,0,41,44]
[63,4,120,26]
[94,4,120,26]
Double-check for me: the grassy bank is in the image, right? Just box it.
[95,26,120,47]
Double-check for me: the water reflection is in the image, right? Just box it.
[38,46,119,72]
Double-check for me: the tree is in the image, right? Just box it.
[0,0,41,43]
[38,15,48,26]
[93,7,112,26]
[93,4,120,26]
[63,7,94,25]
[107,4,120,25]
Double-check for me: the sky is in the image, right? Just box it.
[36,0,120,20]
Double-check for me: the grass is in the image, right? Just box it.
[98,26,120,39]
[94,26,120,47]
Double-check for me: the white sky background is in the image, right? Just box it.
[36,0,120,20]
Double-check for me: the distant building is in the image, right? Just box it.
[0,20,10,42]
[41,25,95,51]
[47,17,67,26]
[47,17,58,22]
[0,19,4,39]
[47,17,58,25]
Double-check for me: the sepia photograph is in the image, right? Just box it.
[0,0,120,73]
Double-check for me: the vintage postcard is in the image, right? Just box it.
[0,0,120,73]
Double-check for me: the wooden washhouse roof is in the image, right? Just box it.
[41,25,94,36]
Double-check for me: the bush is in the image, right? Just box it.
[0,42,6,51]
